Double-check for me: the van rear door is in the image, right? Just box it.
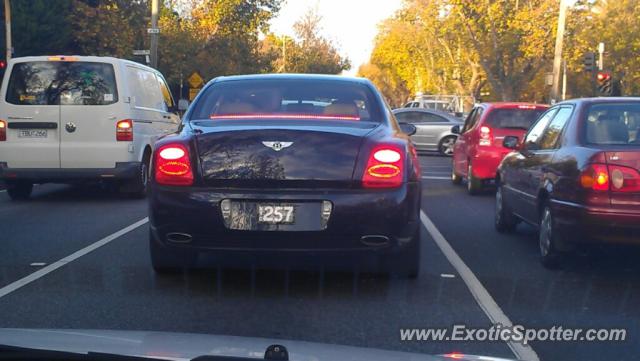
[2,61,62,168]
[58,60,123,168]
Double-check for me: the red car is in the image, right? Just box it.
[451,103,549,194]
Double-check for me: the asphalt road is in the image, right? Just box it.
[0,154,638,361]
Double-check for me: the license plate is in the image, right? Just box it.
[18,129,47,138]
[258,204,295,224]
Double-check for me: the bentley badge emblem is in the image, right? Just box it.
[262,141,293,152]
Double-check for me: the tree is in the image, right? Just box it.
[283,7,350,74]
[1,0,75,57]
[564,0,640,97]
[450,0,557,101]
[69,0,146,58]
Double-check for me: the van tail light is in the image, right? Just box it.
[362,145,404,188]
[154,144,194,186]
[479,126,492,146]
[580,163,640,193]
[0,120,6,141]
[116,119,133,141]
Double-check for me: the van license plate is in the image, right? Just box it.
[18,129,47,138]
[258,204,295,224]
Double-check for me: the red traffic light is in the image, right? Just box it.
[0,60,5,69]
[596,72,610,81]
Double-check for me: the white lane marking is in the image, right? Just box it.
[440,273,456,278]
[0,190,6,193]
[420,211,540,361]
[0,218,148,299]
[29,262,47,267]
[421,176,450,180]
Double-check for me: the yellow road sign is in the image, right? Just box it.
[189,88,202,101]
[187,72,204,88]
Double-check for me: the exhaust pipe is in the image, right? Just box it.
[166,232,193,243]
[360,235,390,247]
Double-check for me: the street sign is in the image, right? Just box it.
[147,28,160,34]
[188,72,204,88]
[545,73,554,86]
[189,88,201,101]
[132,49,150,56]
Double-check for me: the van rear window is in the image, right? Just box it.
[6,61,118,106]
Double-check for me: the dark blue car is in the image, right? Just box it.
[148,74,422,277]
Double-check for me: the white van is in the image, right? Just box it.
[0,55,182,200]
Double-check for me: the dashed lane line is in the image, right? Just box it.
[0,218,149,299]
[420,210,540,361]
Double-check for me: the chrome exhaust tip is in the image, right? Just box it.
[360,235,390,247]
[166,232,193,243]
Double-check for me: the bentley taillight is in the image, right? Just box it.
[154,144,194,186]
[362,145,404,188]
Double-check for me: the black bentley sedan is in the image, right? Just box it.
[148,74,422,277]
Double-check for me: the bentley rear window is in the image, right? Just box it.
[190,79,383,123]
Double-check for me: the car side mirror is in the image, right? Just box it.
[451,125,461,134]
[178,99,189,112]
[399,122,417,136]
[503,136,520,150]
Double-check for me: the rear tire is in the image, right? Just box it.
[149,230,197,274]
[438,136,457,156]
[467,163,483,195]
[451,162,462,185]
[539,205,563,269]
[495,184,517,233]
[5,181,33,201]
[121,152,150,198]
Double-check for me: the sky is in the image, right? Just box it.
[270,0,404,76]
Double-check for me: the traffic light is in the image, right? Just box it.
[583,52,596,72]
[596,71,612,96]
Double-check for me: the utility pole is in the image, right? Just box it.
[281,37,287,73]
[598,42,605,71]
[550,0,569,103]
[562,60,567,101]
[150,0,159,68]
[4,0,12,61]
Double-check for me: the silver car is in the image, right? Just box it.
[393,108,463,156]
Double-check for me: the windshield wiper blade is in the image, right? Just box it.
[0,344,162,361]
[0,344,289,361]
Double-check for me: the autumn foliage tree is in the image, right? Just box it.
[362,0,640,104]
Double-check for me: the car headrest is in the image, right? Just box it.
[588,119,629,144]
[323,102,359,117]
[216,102,255,115]
[285,103,316,114]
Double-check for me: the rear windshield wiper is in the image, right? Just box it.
[0,344,161,361]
